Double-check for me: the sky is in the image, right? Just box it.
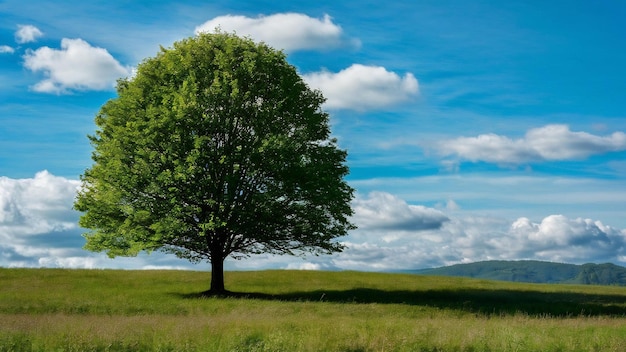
[1,0,626,271]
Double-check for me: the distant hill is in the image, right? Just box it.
[412,260,626,286]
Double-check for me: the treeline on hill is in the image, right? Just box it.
[413,261,626,285]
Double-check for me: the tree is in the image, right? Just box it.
[74,32,355,294]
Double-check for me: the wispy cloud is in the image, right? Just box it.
[15,24,43,44]
[0,45,15,54]
[195,13,351,52]
[303,64,418,110]
[435,124,626,165]
[23,38,131,94]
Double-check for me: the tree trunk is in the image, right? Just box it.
[210,256,226,294]
[208,242,227,295]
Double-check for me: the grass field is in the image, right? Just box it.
[1,268,626,351]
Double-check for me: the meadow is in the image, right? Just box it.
[1,268,626,351]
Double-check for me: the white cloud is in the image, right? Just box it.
[0,171,86,267]
[351,174,626,211]
[15,24,43,44]
[303,64,418,110]
[436,124,626,165]
[333,242,404,271]
[0,45,15,54]
[331,211,626,271]
[0,171,204,270]
[23,38,131,94]
[352,191,448,232]
[526,124,626,159]
[445,200,460,211]
[286,262,324,270]
[37,255,99,269]
[195,13,347,51]
[505,215,626,262]
[472,213,626,265]
[0,171,80,236]
[323,190,626,270]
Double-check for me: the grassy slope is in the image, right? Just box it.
[416,260,626,285]
[2,268,626,351]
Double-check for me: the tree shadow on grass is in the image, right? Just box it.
[179,288,626,317]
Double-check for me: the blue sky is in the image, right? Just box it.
[1,0,626,271]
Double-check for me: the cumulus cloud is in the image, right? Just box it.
[229,192,626,271]
[0,45,14,54]
[0,172,179,270]
[458,214,626,266]
[352,191,449,232]
[505,215,626,263]
[303,64,418,110]
[195,13,348,51]
[336,215,495,269]
[330,212,626,271]
[0,172,227,270]
[0,171,84,267]
[15,25,43,44]
[329,190,626,271]
[0,171,79,235]
[23,38,131,94]
[436,124,626,165]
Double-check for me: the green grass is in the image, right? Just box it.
[2,268,626,351]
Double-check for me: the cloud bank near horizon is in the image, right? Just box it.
[2,171,625,271]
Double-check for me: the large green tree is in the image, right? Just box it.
[74,33,355,294]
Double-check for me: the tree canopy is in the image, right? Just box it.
[74,32,355,293]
